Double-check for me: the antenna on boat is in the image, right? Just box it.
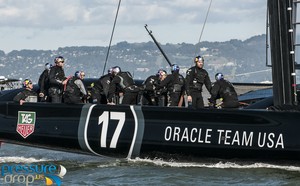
[194,0,213,57]
[102,0,122,76]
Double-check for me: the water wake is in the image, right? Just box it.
[128,157,300,172]
[0,156,48,163]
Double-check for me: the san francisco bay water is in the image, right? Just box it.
[0,143,300,185]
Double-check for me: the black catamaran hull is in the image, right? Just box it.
[1,102,300,161]
[0,0,299,162]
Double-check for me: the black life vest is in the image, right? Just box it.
[64,77,81,97]
[188,66,209,91]
[143,75,159,91]
[218,80,238,100]
[99,74,113,95]
[117,72,134,89]
[172,74,185,92]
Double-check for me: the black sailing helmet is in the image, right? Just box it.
[54,56,64,64]
[23,79,32,88]
[194,55,204,63]
[215,73,224,81]
[171,64,180,73]
[112,66,121,75]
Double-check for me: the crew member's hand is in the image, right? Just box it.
[62,79,68,85]
[20,100,25,105]
[107,102,115,105]
[39,93,44,97]
[208,102,215,108]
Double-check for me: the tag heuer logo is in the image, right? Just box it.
[16,111,36,139]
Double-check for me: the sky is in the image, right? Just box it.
[0,0,267,53]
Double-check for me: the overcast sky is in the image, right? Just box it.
[0,0,267,53]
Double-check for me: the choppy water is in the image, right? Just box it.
[0,143,300,185]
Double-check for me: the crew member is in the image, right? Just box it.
[13,79,37,105]
[156,64,185,107]
[141,69,163,106]
[63,71,87,104]
[156,69,168,106]
[209,73,239,108]
[107,66,139,105]
[86,83,98,103]
[38,63,52,102]
[94,68,114,104]
[48,56,68,103]
[185,56,212,108]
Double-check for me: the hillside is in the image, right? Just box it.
[0,34,270,83]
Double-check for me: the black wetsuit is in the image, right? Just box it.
[63,77,85,104]
[210,79,239,108]
[185,66,212,108]
[38,69,51,102]
[48,65,66,103]
[108,72,139,105]
[13,89,37,103]
[141,75,160,106]
[95,73,113,104]
[157,72,185,106]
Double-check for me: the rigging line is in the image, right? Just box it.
[194,0,213,56]
[266,2,271,67]
[102,0,122,76]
